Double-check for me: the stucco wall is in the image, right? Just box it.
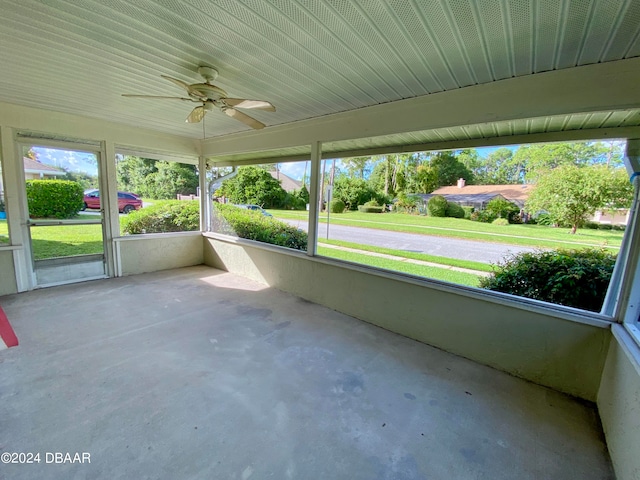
[203,235,610,401]
[0,250,17,296]
[598,326,640,480]
[116,232,203,277]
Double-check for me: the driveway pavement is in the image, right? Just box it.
[280,218,537,264]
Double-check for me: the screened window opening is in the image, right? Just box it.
[313,141,632,314]
[209,162,310,252]
[116,155,200,235]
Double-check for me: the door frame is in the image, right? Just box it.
[15,136,115,289]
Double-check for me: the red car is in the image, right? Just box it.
[82,190,142,214]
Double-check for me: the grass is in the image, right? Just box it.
[317,246,482,287]
[0,220,8,244]
[270,209,624,250]
[30,224,104,260]
[320,238,494,272]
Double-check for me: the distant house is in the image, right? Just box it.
[269,170,302,193]
[419,179,533,210]
[23,157,66,180]
[423,178,628,225]
[1,158,65,198]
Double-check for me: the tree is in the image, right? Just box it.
[525,165,633,234]
[513,141,621,183]
[333,176,380,210]
[417,151,474,193]
[478,147,518,184]
[215,166,286,208]
[341,156,372,179]
[116,156,198,199]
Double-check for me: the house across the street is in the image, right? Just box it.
[421,178,628,225]
[419,178,533,210]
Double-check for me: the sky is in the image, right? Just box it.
[32,147,98,177]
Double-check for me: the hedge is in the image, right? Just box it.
[26,179,84,219]
[330,199,346,213]
[212,203,307,250]
[122,200,199,234]
[445,202,465,218]
[357,205,383,213]
[427,195,447,217]
[479,248,616,312]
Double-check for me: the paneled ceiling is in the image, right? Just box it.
[1,0,639,146]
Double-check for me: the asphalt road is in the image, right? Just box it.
[280,217,537,264]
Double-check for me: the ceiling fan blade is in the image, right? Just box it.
[161,75,208,101]
[186,106,206,123]
[224,98,276,111]
[122,94,194,101]
[223,108,265,129]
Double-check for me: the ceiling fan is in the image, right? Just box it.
[122,66,275,129]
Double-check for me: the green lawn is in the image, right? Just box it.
[30,224,104,260]
[317,246,482,287]
[270,210,623,250]
[320,238,494,272]
[0,219,8,244]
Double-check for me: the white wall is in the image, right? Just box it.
[203,235,610,401]
[598,326,640,480]
[115,233,203,277]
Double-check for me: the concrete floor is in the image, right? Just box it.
[0,266,613,479]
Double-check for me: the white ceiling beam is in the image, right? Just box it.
[202,58,640,158]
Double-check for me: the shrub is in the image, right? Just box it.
[598,223,613,230]
[395,193,419,213]
[445,202,465,218]
[612,224,626,231]
[333,177,379,210]
[534,213,553,226]
[358,205,383,213]
[283,192,306,210]
[212,204,307,250]
[479,248,617,312]
[462,206,474,219]
[584,221,599,229]
[427,195,447,217]
[485,197,520,223]
[470,209,496,223]
[492,218,509,226]
[26,179,83,219]
[330,199,346,213]
[122,200,199,234]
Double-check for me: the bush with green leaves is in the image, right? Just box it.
[427,195,448,217]
[215,166,286,208]
[485,197,520,223]
[333,176,382,210]
[534,213,553,226]
[330,199,346,213]
[212,203,307,250]
[470,209,497,223]
[394,193,419,213]
[26,179,83,219]
[462,206,474,219]
[122,200,199,234]
[358,200,383,213]
[445,202,465,218]
[492,218,509,226]
[479,248,617,312]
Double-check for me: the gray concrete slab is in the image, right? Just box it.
[0,266,613,479]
